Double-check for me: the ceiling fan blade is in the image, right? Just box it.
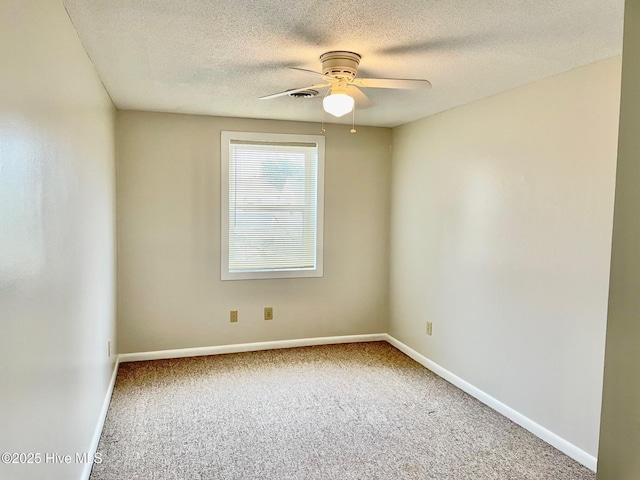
[354,77,432,90]
[347,85,374,109]
[290,67,336,82]
[259,83,330,100]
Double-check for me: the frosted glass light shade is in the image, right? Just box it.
[323,93,355,117]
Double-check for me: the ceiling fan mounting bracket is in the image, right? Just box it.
[320,51,361,81]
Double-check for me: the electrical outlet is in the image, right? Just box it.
[264,307,273,320]
[426,322,433,336]
[108,341,111,357]
[230,310,238,323]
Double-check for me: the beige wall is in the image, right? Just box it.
[598,1,640,477]
[116,111,390,353]
[0,1,116,479]
[389,57,621,458]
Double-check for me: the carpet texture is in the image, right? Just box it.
[90,342,595,479]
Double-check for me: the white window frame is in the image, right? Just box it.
[221,131,325,280]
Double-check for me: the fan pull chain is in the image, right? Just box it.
[351,107,357,134]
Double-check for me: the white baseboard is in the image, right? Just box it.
[384,334,597,472]
[91,333,597,474]
[81,357,120,480]
[118,333,387,363]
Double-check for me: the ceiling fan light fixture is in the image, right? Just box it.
[323,92,354,117]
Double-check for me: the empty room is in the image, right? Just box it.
[1,0,639,479]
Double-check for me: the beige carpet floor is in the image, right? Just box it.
[90,342,595,480]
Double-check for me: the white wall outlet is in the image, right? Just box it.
[427,322,433,336]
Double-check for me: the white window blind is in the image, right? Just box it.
[221,131,324,280]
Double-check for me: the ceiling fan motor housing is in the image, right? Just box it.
[320,51,361,80]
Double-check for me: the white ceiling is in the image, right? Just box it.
[63,0,624,128]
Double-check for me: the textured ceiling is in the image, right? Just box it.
[63,0,624,128]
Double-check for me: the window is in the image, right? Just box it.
[221,131,325,280]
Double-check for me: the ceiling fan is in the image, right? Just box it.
[260,51,432,118]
